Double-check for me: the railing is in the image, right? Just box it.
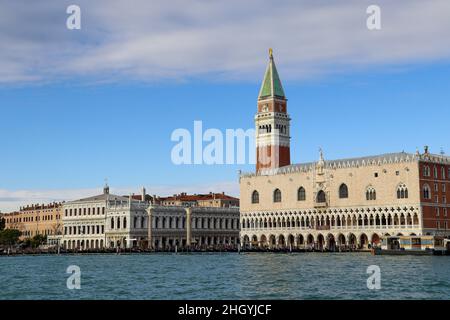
[243,224,420,232]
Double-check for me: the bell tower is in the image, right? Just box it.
[255,49,291,172]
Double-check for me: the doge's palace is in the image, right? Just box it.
[239,51,450,250]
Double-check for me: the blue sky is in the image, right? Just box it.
[0,0,449,211]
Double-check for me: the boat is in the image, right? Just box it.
[371,248,434,256]
[371,236,449,256]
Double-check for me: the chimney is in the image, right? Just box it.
[142,187,146,202]
[424,146,429,154]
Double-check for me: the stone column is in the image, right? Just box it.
[185,207,192,247]
[146,206,154,250]
[418,207,423,231]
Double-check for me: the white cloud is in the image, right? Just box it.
[0,181,239,212]
[0,0,449,85]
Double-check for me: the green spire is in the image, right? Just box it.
[258,49,286,100]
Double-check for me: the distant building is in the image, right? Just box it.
[239,51,450,250]
[58,185,240,250]
[104,194,149,249]
[147,205,240,249]
[60,184,126,250]
[3,202,63,239]
[156,192,239,208]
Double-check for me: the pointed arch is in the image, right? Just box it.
[251,190,259,204]
[317,190,326,203]
[339,184,349,199]
[423,184,431,200]
[298,187,306,201]
[397,183,409,199]
[366,186,376,201]
[273,189,282,203]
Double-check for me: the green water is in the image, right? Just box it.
[0,253,449,300]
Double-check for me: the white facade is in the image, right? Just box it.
[61,186,240,250]
[148,206,240,249]
[105,198,148,248]
[61,185,150,250]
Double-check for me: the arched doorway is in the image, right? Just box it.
[371,233,381,247]
[327,234,336,252]
[298,234,304,247]
[307,234,314,249]
[251,235,258,247]
[243,235,250,248]
[269,235,276,249]
[317,234,325,251]
[278,235,286,248]
[260,235,268,248]
[288,235,295,248]
[337,234,346,248]
[360,234,369,249]
[348,234,357,249]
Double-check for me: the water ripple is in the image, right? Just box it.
[1,253,450,300]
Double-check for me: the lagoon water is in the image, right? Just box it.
[1,253,449,300]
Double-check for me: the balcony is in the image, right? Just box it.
[314,202,328,208]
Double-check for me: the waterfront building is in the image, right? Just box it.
[239,50,450,250]
[147,205,240,249]
[59,185,240,250]
[105,195,149,248]
[60,184,141,250]
[157,192,239,208]
[3,202,63,240]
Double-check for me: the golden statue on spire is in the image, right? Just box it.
[269,48,273,58]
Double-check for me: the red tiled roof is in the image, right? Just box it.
[159,193,239,202]
[20,202,63,211]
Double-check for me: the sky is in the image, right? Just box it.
[0,0,450,211]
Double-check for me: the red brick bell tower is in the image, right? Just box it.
[255,49,291,172]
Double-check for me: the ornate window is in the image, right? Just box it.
[366,187,376,201]
[423,184,431,200]
[317,190,326,203]
[424,165,431,177]
[339,184,349,199]
[397,184,409,199]
[298,187,306,201]
[251,190,259,204]
[273,189,282,203]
